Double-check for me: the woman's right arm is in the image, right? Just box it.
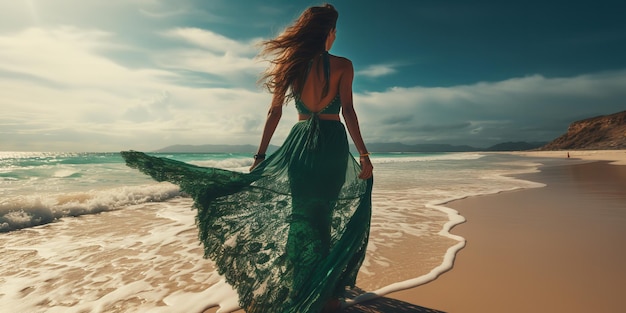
[339,59,373,180]
[250,94,283,171]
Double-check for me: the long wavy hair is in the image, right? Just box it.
[259,4,338,105]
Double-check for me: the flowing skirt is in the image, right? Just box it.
[121,118,372,313]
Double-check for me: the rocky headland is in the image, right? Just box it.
[541,110,626,150]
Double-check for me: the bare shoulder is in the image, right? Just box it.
[329,54,353,71]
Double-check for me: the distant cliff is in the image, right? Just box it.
[541,110,626,150]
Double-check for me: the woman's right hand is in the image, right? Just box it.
[358,156,373,179]
[250,158,264,172]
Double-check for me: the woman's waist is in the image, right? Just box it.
[298,114,341,121]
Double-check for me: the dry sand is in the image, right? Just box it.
[511,149,626,165]
[379,150,626,313]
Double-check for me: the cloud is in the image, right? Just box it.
[0,26,175,88]
[163,27,260,55]
[357,64,398,78]
[130,0,193,17]
[156,28,265,81]
[380,115,414,125]
[354,70,626,147]
[0,26,289,152]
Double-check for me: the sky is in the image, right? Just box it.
[1,0,625,152]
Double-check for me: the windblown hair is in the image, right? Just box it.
[259,4,338,105]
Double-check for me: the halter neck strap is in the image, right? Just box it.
[303,51,331,86]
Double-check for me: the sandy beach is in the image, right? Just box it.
[202,150,626,313]
[3,151,624,313]
[372,150,626,313]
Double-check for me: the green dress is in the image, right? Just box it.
[121,53,372,313]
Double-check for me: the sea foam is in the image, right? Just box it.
[0,183,182,232]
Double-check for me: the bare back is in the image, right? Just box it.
[297,53,349,115]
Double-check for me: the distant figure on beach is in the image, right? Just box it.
[568,152,570,158]
[122,3,373,313]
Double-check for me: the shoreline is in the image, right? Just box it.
[507,149,626,165]
[347,150,560,306]
[381,150,626,312]
[5,151,626,313]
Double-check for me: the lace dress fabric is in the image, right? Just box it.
[121,118,372,312]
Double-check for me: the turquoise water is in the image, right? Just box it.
[0,151,544,232]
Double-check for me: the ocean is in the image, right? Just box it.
[0,151,550,312]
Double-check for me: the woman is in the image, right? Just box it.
[122,4,372,313]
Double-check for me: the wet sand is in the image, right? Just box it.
[382,156,626,312]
